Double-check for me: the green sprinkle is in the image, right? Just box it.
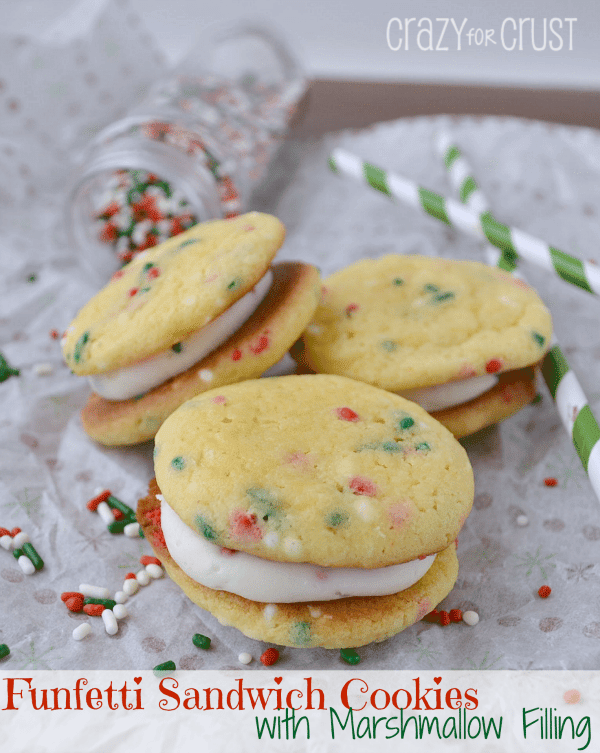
[27,274,37,283]
[155,181,172,198]
[381,340,397,352]
[171,456,185,471]
[340,648,361,665]
[172,342,183,353]
[21,543,43,570]
[133,393,145,401]
[532,393,543,404]
[139,286,151,293]
[399,416,415,430]
[107,494,136,519]
[433,291,455,303]
[84,598,116,609]
[107,520,128,534]
[192,633,211,650]
[290,621,312,646]
[0,353,20,382]
[153,445,160,458]
[532,331,546,347]
[12,548,23,560]
[73,331,90,364]
[227,278,241,291]
[424,284,439,292]
[326,511,349,528]
[247,487,281,521]
[0,644,9,660]
[143,262,154,272]
[382,441,402,453]
[196,515,218,541]
[118,219,135,237]
[393,278,404,286]
[415,442,431,452]
[177,239,198,250]
[153,660,176,674]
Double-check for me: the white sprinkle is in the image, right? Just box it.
[102,609,119,635]
[124,522,140,538]
[183,296,196,306]
[12,532,30,548]
[263,531,279,548]
[123,578,139,596]
[114,591,127,604]
[80,584,111,599]
[263,604,277,621]
[113,604,128,620]
[145,563,164,579]
[355,499,374,521]
[33,363,53,376]
[462,611,479,626]
[516,515,529,527]
[72,623,92,641]
[0,534,14,551]
[93,486,104,496]
[199,368,213,382]
[18,555,35,575]
[306,324,322,336]
[136,569,151,586]
[309,607,322,618]
[238,652,252,665]
[96,501,115,525]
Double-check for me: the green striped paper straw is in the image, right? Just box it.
[328,147,600,296]
[435,133,600,502]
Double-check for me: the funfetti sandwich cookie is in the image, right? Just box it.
[299,255,553,438]
[61,212,320,446]
[137,374,474,649]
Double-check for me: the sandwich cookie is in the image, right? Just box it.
[138,374,474,648]
[62,213,321,445]
[299,255,552,438]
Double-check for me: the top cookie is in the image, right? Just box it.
[62,212,284,375]
[153,374,474,569]
[302,255,552,391]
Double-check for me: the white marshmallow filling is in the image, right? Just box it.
[398,374,498,412]
[88,269,273,401]
[160,498,436,604]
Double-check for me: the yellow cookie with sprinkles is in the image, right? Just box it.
[62,213,321,445]
[300,254,552,437]
[138,374,474,648]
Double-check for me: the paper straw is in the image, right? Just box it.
[328,147,600,296]
[434,134,600,503]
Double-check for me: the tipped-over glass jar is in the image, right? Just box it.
[68,22,305,277]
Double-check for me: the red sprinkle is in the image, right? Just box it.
[83,604,105,616]
[485,359,503,374]
[336,407,359,422]
[128,287,139,297]
[349,476,377,497]
[220,547,237,556]
[439,611,451,626]
[147,266,160,279]
[345,303,359,317]
[422,610,440,623]
[0,528,10,537]
[544,477,558,487]
[538,585,552,599]
[249,335,269,355]
[61,591,83,602]
[125,572,137,580]
[449,609,463,622]
[260,648,280,666]
[418,554,427,560]
[140,555,161,567]
[49,329,60,340]
[232,348,242,362]
[66,595,84,613]
[87,490,111,512]
[112,509,124,521]
[10,528,21,537]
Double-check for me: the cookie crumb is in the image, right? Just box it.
[462,610,479,626]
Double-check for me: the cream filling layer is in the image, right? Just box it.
[160,499,436,603]
[398,374,498,412]
[88,270,273,401]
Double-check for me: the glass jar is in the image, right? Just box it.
[67,22,305,278]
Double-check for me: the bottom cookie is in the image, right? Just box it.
[431,367,537,439]
[137,480,459,649]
